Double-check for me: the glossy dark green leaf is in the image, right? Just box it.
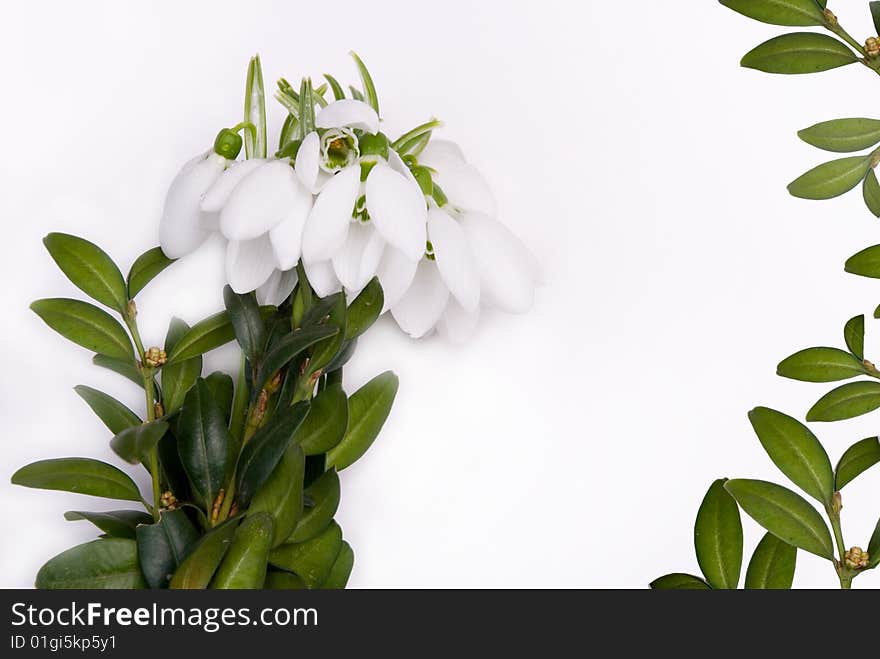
[64,510,153,539]
[719,0,826,26]
[157,430,192,503]
[748,407,834,504]
[346,277,384,340]
[300,292,344,327]
[31,298,133,360]
[742,33,857,75]
[844,315,865,360]
[211,512,274,588]
[864,170,880,217]
[12,457,142,502]
[269,521,343,588]
[127,247,175,298]
[787,156,871,200]
[136,509,199,588]
[161,318,202,416]
[223,286,266,362]
[92,354,143,388]
[289,469,340,544]
[169,520,238,589]
[205,372,234,424]
[776,347,865,382]
[744,533,797,589]
[249,444,305,548]
[297,385,348,456]
[845,244,880,278]
[806,381,880,422]
[872,2,880,36]
[265,570,307,589]
[834,437,880,489]
[256,325,339,391]
[724,479,834,559]
[36,538,146,589]
[74,385,140,435]
[110,420,169,464]
[868,519,880,569]
[327,372,398,471]
[177,379,231,512]
[648,573,711,590]
[797,118,880,153]
[694,479,742,589]
[234,401,310,508]
[322,541,354,589]
[43,233,128,313]
[307,294,347,375]
[325,338,357,373]
[165,307,275,365]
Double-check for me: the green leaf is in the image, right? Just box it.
[742,33,857,75]
[211,512,274,589]
[127,247,175,298]
[205,371,234,424]
[868,519,880,569]
[234,401,311,508]
[64,510,153,539]
[325,338,357,374]
[289,469,340,544]
[844,315,865,360]
[297,384,348,456]
[110,420,169,464]
[872,2,880,36]
[724,479,834,559]
[719,0,826,26]
[36,538,146,589]
[74,385,140,435]
[269,521,343,588]
[327,372,399,471]
[864,170,880,217]
[177,379,232,512]
[307,294,347,374]
[136,509,199,588]
[744,533,797,589]
[31,298,133,360]
[12,457,142,502]
[43,233,128,313]
[323,73,345,100]
[845,244,880,278]
[776,347,865,382]
[834,437,880,489]
[223,286,266,362]
[346,277,384,340]
[649,573,711,590]
[166,307,275,365]
[787,156,871,200]
[244,55,267,159]
[693,479,743,589]
[169,520,239,589]
[322,541,354,589]
[797,118,880,153]
[161,318,202,416]
[806,381,880,422]
[350,51,379,115]
[92,354,143,388]
[256,325,340,391]
[249,444,306,548]
[748,407,835,504]
[265,570,308,589]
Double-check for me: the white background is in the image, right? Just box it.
[2,0,880,589]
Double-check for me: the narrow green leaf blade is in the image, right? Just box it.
[244,55,267,159]
[161,318,202,416]
[166,307,275,365]
[649,573,711,590]
[720,0,826,26]
[35,538,146,589]
[724,479,834,559]
[834,437,880,489]
[12,458,142,502]
[346,277,384,340]
[110,420,169,464]
[256,325,339,391]
[694,479,743,589]
[744,533,797,589]
[742,33,857,75]
[43,233,128,313]
[797,118,880,153]
[844,315,865,360]
[327,372,398,471]
[64,510,153,539]
[350,51,379,115]
[289,469,340,544]
[806,381,880,422]
[223,286,266,362]
[169,520,239,589]
[249,444,306,548]
[211,512,274,589]
[788,156,871,200]
[31,298,133,360]
[136,509,199,588]
[127,247,175,298]
[777,347,865,382]
[74,385,140,435]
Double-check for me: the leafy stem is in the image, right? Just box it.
[823,8,880,76]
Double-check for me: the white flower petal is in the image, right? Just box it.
[460,212,535,313]
[437,299,480,344]
[390,260,449,338]
[201,158,266,212]
[256,268,298,306]
[427,208,480,312]
[268,183,313,270]
[316,99,379,134]
[226,235,276,294]
[301,165,360,263]
[294,132,322,193]
[418,140,496,216]
[387,148,420,188]
[365,163,427,262]
[418,139,466,166]
[303,259,342,298]
[159,152,226,259]
[376,247,418,313]
[220,160,302,241]
[332,223,386,292]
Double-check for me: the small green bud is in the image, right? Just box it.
[213,128,243,160]
[411,165,434,196]
[358,132,389,159]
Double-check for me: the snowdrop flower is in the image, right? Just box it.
[296,99,427,297]
[389,140,539,342]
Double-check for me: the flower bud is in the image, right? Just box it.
[214,128,243,160]
[160,491,178,509]
[844,546,869,570]
[831,491,843,515]
[867,37,880,58]
[143,347,167,368]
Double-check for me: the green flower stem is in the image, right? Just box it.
[826,503,854,589]
[823,9,880,76]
